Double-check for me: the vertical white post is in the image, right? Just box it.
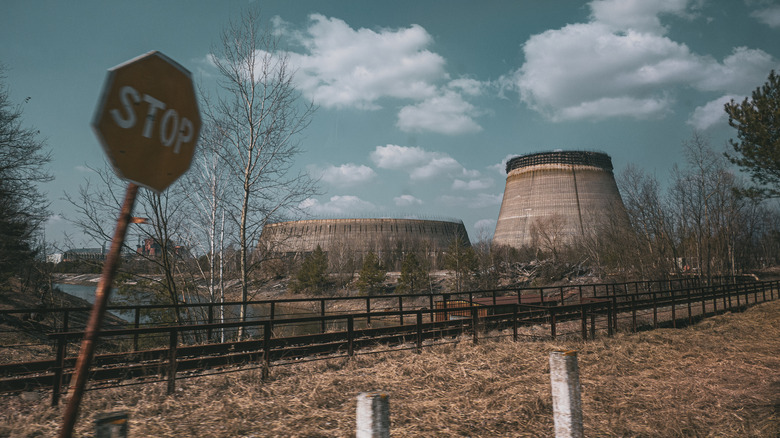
[549,350,584,438]
[356,392,390,438]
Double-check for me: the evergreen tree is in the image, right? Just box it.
[397,252,429,293]
[725,70,780,198]
[292,245,328,293]
[355,251,386,295]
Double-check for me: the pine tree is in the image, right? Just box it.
[725,70,780,198]
[355,251,386,295]
[293,245,328,293]
[397,252,429,293]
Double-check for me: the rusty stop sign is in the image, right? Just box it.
[59,52,201,438]
[92,51,201,192]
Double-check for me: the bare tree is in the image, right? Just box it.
[0,65,52,282]
[207,8,317,334]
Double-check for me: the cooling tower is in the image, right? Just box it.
[258,218,470,257]
[492,150,627,249]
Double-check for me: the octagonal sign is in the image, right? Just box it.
[93,51,201,192]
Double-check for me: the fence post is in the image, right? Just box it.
[167,329,177,395]
[607,301,613,336]
[700,287,706,316]
[581,305,587,340]
[550,307,557,340]
[429,294,434,323]
[471,307,479,344]
[356,392,390,438]
[51,336,66,406]
[589,311,595,339]
[513,305,519,342]
[630,295,636,333]
[262,321,271,382]
[671,289,676,328]
[366,298,371,326]
[348,315,355,357]
[416,311,423,353]
[549,350,584,438]
[321,300,327,333]
[736,283,741,309]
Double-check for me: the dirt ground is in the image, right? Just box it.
[1,299,778,437]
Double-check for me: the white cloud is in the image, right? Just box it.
[397,89,483,135]
[371,145,480,181]
[319,163,377,186]
[751,5,780,28]
[508,0,778,122]
[394,194,423,207]
[687,94,741,130]
[491,154,518,175]
[589,0,692,34]
[452,178,494,191]
[370,144,432,169]
[474,219,497,235]
[299,195,376,216]
[275,15,486,135]
[281,14,444,110]
[448,78,484,96]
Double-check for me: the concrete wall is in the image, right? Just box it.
[259,218,470,257]
[493,151,627,249]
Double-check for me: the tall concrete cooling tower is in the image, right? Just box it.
[493,150,627,249]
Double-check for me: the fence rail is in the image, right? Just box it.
[0,278,776,408]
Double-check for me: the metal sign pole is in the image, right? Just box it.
[58,183,139,438]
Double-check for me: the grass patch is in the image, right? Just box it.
[1,300,778,437]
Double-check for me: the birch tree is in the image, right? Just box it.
[207,9,317,335]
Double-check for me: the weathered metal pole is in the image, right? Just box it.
[550,350,584,438]
[356,392,390,438]
[58,183,138,438]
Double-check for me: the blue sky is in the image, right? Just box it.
[2,0,779,248]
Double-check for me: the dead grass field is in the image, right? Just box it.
[1,300,778,437]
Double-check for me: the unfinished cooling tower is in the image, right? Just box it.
[492,150,627,249]
[258,218,470,257]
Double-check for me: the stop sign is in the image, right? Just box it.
[92,51,201,192]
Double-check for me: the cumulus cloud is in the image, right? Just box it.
[397,89,483,135]
[279,14,444,110]
[751,5,780,28]
[687,94,740,130]
[299,195,376,216]
[371,145,480,181]
[589,0,692,34]
[507,0,778,123]
[394,194,423,207]
[474,219,497,236]
[452,178,494,191]
[274,15,485,134]
[319,163,377,186]
[491,154,518,175]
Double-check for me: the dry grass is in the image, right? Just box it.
[1,300,778,437]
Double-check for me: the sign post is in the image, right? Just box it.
[58,51,200,438]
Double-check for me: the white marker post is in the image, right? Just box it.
[356,392,390,438]
[549,350,584,438]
